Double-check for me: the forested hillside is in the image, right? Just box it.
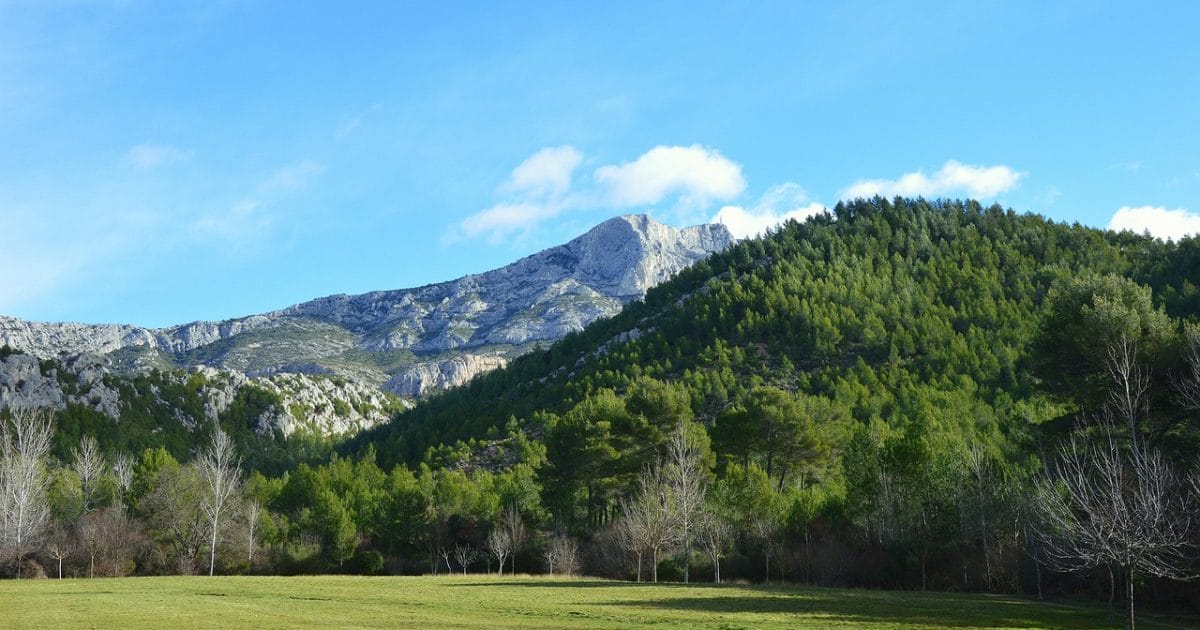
[358,197,1198,466]
[6,199,1198,619]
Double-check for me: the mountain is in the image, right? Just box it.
[350,198,1200,471]
[0,215,733,399]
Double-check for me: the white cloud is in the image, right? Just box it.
[456,203,562,242]
[842,160,1023,200]
[595,145,746,207]
[711,183,826,239]
[127,143,193,169]
[454,144,747,243]
[502,145,583,198]
[1108,206,1200,241]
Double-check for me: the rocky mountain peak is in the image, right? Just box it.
[0,215,733,406]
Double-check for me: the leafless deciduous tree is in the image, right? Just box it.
[79,507,139,577]
[243,499,263,565]
[1105,334,1151,447]
[752,508,783,584]
[1034,424,1197,630]
[112,453,134,510]
[72,435,105,513]
[543,534,580,576]
[500,504,527,574]
[486,527,511,575]
[665,421,707,583]
[197,426,242,576]
[1173,327,1200,413]
[45,523,73,579]
[696,507,730,584]
[0,408,54,578]
[622,464,677,583]
[452,543,480,575]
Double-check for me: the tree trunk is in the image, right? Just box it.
[765,549,770,584]
[714,556,720,584]
[636,552,642,582]
[652,547,659,583]
[1125,566,1135,630]
[209,525,218,576]
[58,557,63,579]
[683,533,691,583]
[920,547,928,592]
[1034,557,1042,600]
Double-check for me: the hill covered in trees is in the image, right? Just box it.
[336,197,1200,595]
[357,197,1198,467]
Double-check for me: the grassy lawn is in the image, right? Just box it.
[1,575,1194,629]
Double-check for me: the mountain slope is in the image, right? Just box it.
[351,198,1200,469]
[0,215,732,398]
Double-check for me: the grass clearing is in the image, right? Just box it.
[1,575,1194,629]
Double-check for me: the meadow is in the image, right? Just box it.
[3,575,1195,629]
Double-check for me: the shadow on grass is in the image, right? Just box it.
[613,590,1124,630]
[448,579,680,589]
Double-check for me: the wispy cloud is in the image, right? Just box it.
[1108,205,1200,241]
[711,183,825,239]
[452,145,746,242]
[260,160,326,192]
[127,142,193,169]
[334,103,384,139]
[841,160,1023,200]
[189,160,325,244]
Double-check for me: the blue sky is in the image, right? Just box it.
[1,1,1197,328]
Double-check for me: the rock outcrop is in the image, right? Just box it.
[0,215,732,401]
[384,354,509,398]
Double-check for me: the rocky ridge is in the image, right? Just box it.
[0,215,732,403]
[0,350,402,437]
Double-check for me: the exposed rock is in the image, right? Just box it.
[0,352,121,418]
[383,354,509,398]
[0,215,732,402]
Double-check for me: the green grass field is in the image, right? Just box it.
[2,575,1194,629]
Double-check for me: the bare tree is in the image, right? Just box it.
[44,523,73,579]
[79,507,139,577]
[0,408,55,578]
[1174,327,1200,414]
[665,421,707,583]
[1034,423,1197,630]
[623,464,677,583]
[243,499,263,565]
[197,426,241,576]
[500,504,527,574]
[486,527,511,576]
[112,453,134,511]
[72,435,105,513]
[612,508,646,581]
[452,543,480,575]
[1106,334,1151,447]
[543,534,580,576]
[752,508,783,584]
[696,507,730,584]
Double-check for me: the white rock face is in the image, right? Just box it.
[0,215,732,400]
[0,353,121,418]
[384,354,509,398]
[0,355,400,438]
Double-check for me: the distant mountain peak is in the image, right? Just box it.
[0,214,732,404]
